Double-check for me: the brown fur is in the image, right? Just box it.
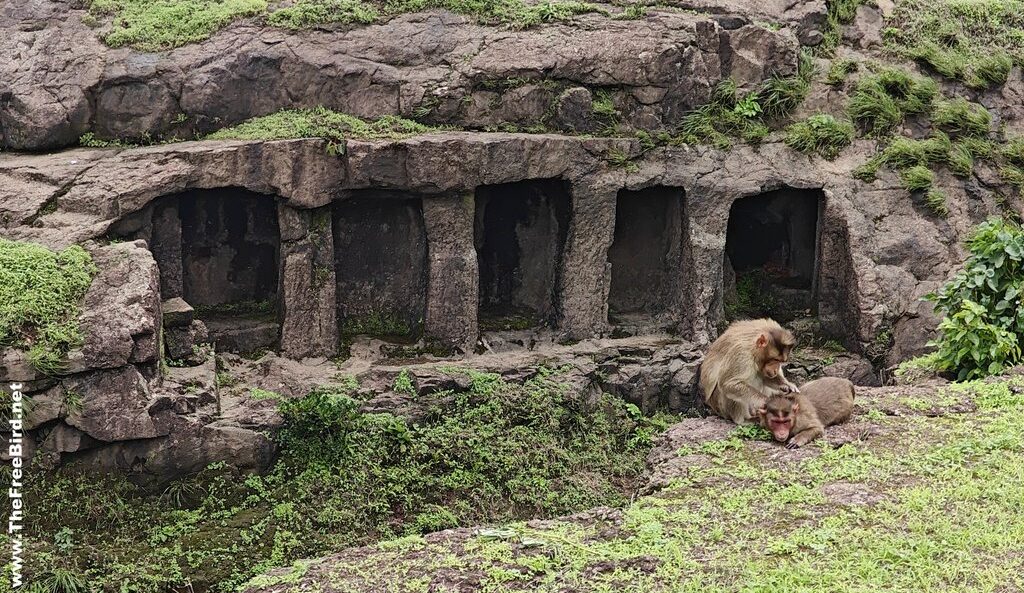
[758,377,855,448]
[700,318,798,424]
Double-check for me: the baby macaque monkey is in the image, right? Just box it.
[758,377,855,449]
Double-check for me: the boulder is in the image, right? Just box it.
[80,241,162,369]
[165,320,211,366]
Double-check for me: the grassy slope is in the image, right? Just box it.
[248,377,1024,593]
[8,369,670,593]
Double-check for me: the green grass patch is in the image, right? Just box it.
[235,376,1024,592]
[676,59,811,149]
[900,164,934,192]
[266,0,378,28]
[87,0,608,48]
[205,107,436,153]
[825,58,858,85]
[784,114,854,159]
[884,0,1023,88]
[0,240,98,374]
[88,0,268,51]
[21,369,670,591]
[340,310,416,338]
[818,0,866,56]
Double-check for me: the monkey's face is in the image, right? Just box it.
[755,329,795,379]
[759,400,797,442]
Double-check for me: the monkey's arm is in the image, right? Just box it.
[720,379,771,416]
[786,425,824,449]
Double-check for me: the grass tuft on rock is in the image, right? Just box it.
[825,58,858,85]
[900,164,934,193]
[206,107,436,152]
[847,68,937,136]
[0,240,98,374]
[266,0,378,28]
[818,0,866,56]
[932,98,991,138]
[783,114,854,160]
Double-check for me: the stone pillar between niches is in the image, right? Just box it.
[557,182,617,339]
[278,204,338,359]
[817,196,861,348]
[423,193,478,352]
[685,186,733,345]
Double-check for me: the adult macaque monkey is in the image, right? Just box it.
[758,377,855,448]
[700,318,799,424]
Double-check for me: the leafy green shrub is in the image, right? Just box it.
[0,240,98,374]
[926,217,1024,379]
[783,114,854,159]
[932,98,991,137]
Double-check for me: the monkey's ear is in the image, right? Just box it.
[757,407,767,416]
[754,333,769,349]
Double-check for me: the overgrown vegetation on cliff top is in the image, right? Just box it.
[87,0,268,50]
[19,368,670,592]
[0,240,97,374]
[205,107,436,152]
[86,0,607,50]
[884,0,1023,88]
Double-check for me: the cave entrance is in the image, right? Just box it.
[607,187,685,327]
[147,188,282,353]
[475,180,570,331]
[724,188,821,322]
[333,194,429,341]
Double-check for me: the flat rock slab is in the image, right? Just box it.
[162,297,194,328]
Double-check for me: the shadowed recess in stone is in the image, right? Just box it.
[474,179,570,330]
[608,187,686,327]
[132,188,282,352]
[724,187,821,321]
[334,193,429,338]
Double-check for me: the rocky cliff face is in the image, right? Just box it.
[1,1,805,150]
[0,0,1021,487]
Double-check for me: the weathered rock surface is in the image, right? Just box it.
[0,2,804,151]
[164,319,210,366]
[80,240,163,370]
[2,132,1011,355]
